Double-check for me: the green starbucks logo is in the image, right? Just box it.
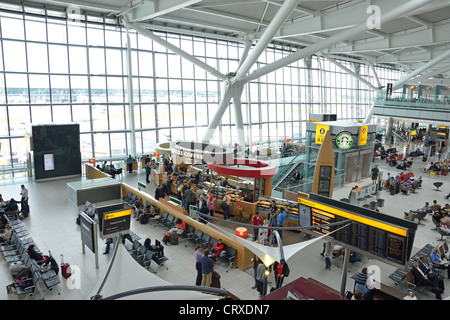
[336,132,353,150]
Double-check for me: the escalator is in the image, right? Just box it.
[273,161,304,192]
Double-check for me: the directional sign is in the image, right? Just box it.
[102,208,132,235]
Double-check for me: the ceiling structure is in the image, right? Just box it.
[6,0,450,87]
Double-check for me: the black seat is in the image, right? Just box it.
[433,182,443,191]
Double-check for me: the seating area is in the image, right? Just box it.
[121,188,241,274]
[124,238,169,273]
[1,212,61,300]
[388,242,447,296]
[383,172,422,196]
[120,184,252,272]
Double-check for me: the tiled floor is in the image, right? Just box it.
[0,145,449,301]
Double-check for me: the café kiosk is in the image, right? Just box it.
[84,162,254,271]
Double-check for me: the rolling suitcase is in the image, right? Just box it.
[60,254,72,279]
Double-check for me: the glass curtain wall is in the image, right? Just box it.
[0,6,403,176]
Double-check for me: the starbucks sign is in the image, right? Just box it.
[335,131,353,150]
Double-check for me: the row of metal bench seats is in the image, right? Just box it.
[124,238,169,273]
[123,192,139,207]
[1,218,61,299]
[155,211,238,272]
[388,243,436,293]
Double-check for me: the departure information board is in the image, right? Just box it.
[298,196,413,266]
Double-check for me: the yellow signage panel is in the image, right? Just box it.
[298,197,407,237]
[359,126,368,146]
[315,124,329,144]
[104,209,132,220]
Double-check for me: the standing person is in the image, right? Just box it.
[194,244,203,286]
[184,185,195,211]
[324,241,333,270]
[222,191,231,220]
[165,174,172,195]
[20,185,28,207]
[268,200,277,225]
[200,249,214,287]
[276,208,286,240]
[155,184,165,201]
[354,267,370,297]
[103,238,113,254]
[273,259,289,289]
[145,161,151,183]
[126,155,134,173]
[252,211,263,240]
[207,191,215,217]
[255,258,266,298]
[371,165,379,184]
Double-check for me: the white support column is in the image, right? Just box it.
[234,0,301,83]
[244,0,434,82]
[369,62,382,88]
[202,81,233,143]
[232,85,246,150]
[125,26,136,158]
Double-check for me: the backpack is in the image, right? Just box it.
[169,232,178,245]
[139,214,148,224]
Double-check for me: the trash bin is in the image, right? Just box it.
[370,201,377,210]
[377,198,385,207]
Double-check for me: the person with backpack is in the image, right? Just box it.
[273,259,290,289]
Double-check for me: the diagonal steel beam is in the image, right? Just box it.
[392,49,450,90]
[234,0,302,83]
[244,0,435,82]
[322,53,378,90]
[123,17,227,81]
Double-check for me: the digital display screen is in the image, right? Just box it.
[298,204,311,227]
[43,153,55,171]
[319,166,332,179]
[386,235,404,263]
[318,180,331,194]
[311,208,335,235]
[298,196,411,266]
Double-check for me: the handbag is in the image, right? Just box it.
[220,202,228,209]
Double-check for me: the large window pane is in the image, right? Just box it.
[49,44,69,73]
[3,41,27,72]
[29,75,50,104]
[27,43,49,73]
[6,73,28,103]
[69,46,87,74]
[25,17,46,42]
[108,105,125,130]
[47,19,67,43]
[1,15,24,40]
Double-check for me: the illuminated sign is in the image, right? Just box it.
[315,124,329,144]
[297,195,414,266]
[102,208,132,235]
[359,126,368,146]
[335,132,353,150]
[297,197,407,237]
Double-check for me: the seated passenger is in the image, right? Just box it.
[211,239,225,258]
[162,218,185,244]
[412,202,430,214]
[137,205,156,223]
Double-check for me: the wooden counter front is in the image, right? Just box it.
[121,183,254,271]
[85,163,112,179]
